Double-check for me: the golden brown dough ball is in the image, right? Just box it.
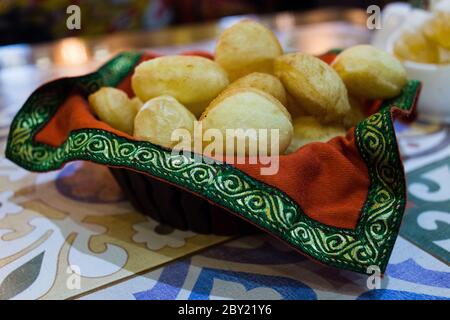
[226,72,287,106]
[131,55,229,117]
[332,45,407,99]
[341,96,366,129]
[215,20,283,81]
[200,88,293,156]
[130,97,143,113]
[88,87,137,135]
[286,116,346,154]
[285,93,309,118]
[134,95,196,149]
[274,53,351,123]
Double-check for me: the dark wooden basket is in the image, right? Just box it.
[109,168,257,235]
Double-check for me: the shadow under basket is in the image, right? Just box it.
[109,168,258,236]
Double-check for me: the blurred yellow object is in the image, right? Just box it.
[88,87,137,135]
[394,30,441,64]
[424,11,450,50]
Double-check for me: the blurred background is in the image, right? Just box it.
[0,0,400,46]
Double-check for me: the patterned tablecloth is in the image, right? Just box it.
[0,25,449,300]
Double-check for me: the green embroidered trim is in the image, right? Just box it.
[5,51,421,273]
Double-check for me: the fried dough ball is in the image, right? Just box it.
[134,95,196,149]
[342,96,366,129]
[130,97,143,113]
[332,45,407,99]
[286,93,309,118]
[424,11,450,50]
[215,20,283,81]
[274,53,351,123]
[225,72,287,105]
[200,88,293,156]
[286,116,346,154]
[131,55,229,117]
[88,87,138,135]
[394,30,441,64]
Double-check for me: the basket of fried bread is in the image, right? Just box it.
[6,20,421,274]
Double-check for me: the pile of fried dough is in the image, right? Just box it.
[89,19,407,156]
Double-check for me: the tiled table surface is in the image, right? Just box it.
[0,11,448,300]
